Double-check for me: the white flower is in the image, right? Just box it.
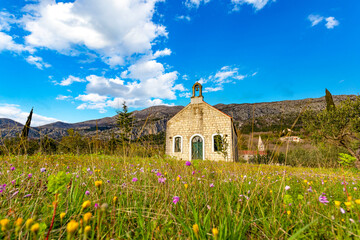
[285,186,290,191]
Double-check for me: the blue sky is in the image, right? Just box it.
[0,0,359,125]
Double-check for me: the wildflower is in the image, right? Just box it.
[212,228,219,238]
[132,178,138,182]
[11,167,15,171]
[85,190,90,196]
[40,168,46,173]
[270,190,273,193]
[101,203,108,212]
[344,202,352,207]
[60,212,66,222]
[82,200,91,209]
[84,225,91,234]
[173,196,180,204]
[66,220,79,234]
[340,208,346,214]
[0,219,9,231]
[95,181,102,188]
[335,201,341,207]
[285,186,290,191]
[319,194,329,205]
[83,212,92,224]
[192,224,200,238]
[210,183,214,188]
[94,203,99,209]
[307,186,313,192]
[15,218,23,227]
[28,173,32,178]
[184,184,188,189]
[350,218,355,223]
[186,161,191,166]
[113,196,118,204]
[348,196,352,201]
[24,194,32,198]
[26,219,34,229]
[156,172,162,176]
[176,176,180,181]
[355,199,360,205]
[287,211,291,215]
[158,177,166,183]
[31,223,39,233]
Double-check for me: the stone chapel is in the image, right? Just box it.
[166,82,238,162]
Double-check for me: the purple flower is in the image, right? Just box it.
[319,194,329,205]
[11,180,15,185]
[10,167,15,171]
[85,191,90,196]
[210,183,215,188]
[156,172,162,177]
[307,186,313,192]
[28,173,32,179]
[192,171,196,175]
[132,178,138,182]
[11,191,19,198]
[40,168,46,173]
[185,161,191,166]
[24,194,32,198]
[95,203,99,209]
[158,177,166,184]
[173,196,180,204]
[285,186,290,191]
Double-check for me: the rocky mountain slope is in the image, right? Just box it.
[0,95,354,139]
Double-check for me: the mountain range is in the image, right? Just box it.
[0,95,354,139]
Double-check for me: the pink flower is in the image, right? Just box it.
[210,183,214,188]
[173,196,180,204]
[158,177,166,183]
[132,178,138,182]
[285,186,290,191]
[186,161,191,166]
[319,193,329,205]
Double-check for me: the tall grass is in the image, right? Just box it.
[0,154,359,239]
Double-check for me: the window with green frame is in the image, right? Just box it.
[174,136,181,152]
[213,135,223,152]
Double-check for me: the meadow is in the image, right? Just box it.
[0,154,359,239]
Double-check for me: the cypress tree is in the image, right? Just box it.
[325,88,335,111]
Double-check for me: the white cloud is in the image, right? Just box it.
[26,55,51,69]
[185,0,211,9]
[75,93,108,103]
[22,0,167,66]
[308,14,339,29]
[59,75,85,86]
[56,95,72,100]
[0,103,59,126]
[176,15,191,21]
[153,48,172,58]
[325,17,339,29]
[0,32,33,53]
[308,14,324,26]
[0,11,16,31]
[231,0,274,11]
[204,86,223,92]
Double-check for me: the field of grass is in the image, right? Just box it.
[0,154,359,239]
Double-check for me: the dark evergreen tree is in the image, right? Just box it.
[117,101,134,142]
[325,88,335,111]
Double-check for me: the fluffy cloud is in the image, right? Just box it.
[185,0,211,9]
[22,0,167,66]
[176,15,191,21]
[0,103,58,126]
[59,75,86,86]
[325,17,339,29]
[74,58,184,112]
[308,14,339,29]
[56,95,72,100]
[0,32,33,53]
[26,55,51,69]
[231,0,274,11]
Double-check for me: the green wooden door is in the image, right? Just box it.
[191,136,203,160]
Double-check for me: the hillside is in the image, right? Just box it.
[0,95,354,139]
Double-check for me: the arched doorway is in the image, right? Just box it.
[191,135,203,160]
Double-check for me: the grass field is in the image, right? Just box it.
[0,154,359,239]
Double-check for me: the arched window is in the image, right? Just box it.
[174,136,182,152]
[213,134,223,152]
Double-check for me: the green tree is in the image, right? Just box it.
[325,88,335,111]
[117,101,134,143]
[302,96,360,165]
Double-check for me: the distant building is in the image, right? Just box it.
[165,82,238,161]
[240,136,266,161]
[280,136,302,143]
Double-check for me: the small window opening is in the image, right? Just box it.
[174,137,181,152]
[213,135,223,152]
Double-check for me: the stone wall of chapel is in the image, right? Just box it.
[165,102,235,161]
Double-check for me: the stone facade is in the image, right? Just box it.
[166,82,238,162]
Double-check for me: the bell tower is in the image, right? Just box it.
[190,82,204,104]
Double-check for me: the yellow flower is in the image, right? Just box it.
[270,190,273,193]
[335,201,341,207]
[113,196,118,204]
[184,184,188,189]
[84,226,91,234]
[25,218,34,229]
[347,196,352,201]
[192,224,199,236]
[31,223,40,233]
[66,220,79,234]
[95,181,103,188]
[303,180,307,183]
[355,199,360,205]
[15,218,23,227]
[212,228,219,238]
[82,200,91,209]
[345,202,352,207]
[287,211,291,216]
[60,212,66,221]
[176,176,180,181]
[0,219,10,231]
[83,212,92,224]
